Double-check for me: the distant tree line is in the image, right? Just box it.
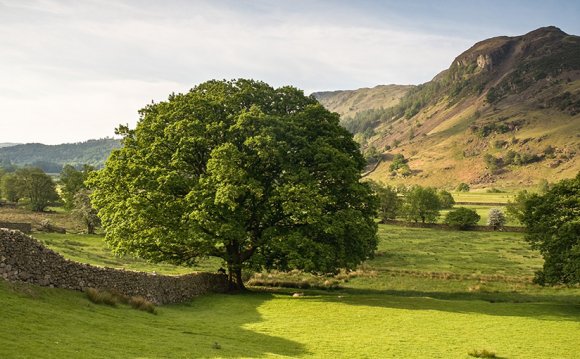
[0,164,99,233]
[0,138,120,172]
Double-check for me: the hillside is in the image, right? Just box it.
[315,26,580,188]
[0,138,120,171]
[313,84,413,118]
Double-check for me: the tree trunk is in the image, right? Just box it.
[226,242,247,292]
[226,260,246,292]
[87,222,95,235]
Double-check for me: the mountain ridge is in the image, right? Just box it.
[314,26,580,188]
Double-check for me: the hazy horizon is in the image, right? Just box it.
[1,0,579,145]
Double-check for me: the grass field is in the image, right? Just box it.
[451,191,513,204]
[34,232,221,275]
[1,225,579,358]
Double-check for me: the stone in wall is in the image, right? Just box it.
[0,228,228,304]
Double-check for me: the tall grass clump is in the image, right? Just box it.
[86,288,119,306]
[85,288,156,314]
[468,348,498,358]
[128,296,157,314]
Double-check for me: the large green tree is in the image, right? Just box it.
[1,173,20,203]
[522,173,580,285]
[15,167,59,211]
[369,181,400,222]
[60,164,94,209]
[401,185,441,224]
[89,79,378,290]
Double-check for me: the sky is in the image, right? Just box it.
[1,0,579,144]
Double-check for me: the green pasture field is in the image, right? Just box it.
[451,191,513,204]
[34,232,222,275]
[1,225,579,358]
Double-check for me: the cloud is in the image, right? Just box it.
[0,0,547,144]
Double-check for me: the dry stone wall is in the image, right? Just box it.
[0,229,228,304]
[0,222,32,234]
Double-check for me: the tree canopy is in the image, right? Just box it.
[14,167,59,211]
[401,185,441,223]
[521,173,580,285]
[89,79,378,290]
[60,164,94,209]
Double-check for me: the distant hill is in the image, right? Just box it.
[314,26,580,189]
[313,84,413,119]
[0,143,20,148]
[0,138,121,172]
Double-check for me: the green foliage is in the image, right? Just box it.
[483,153,501,172]
[72,189,100,234]
[363,146,380,163]
[389,154,410,174]
[444,207,480,229]
[0,138,120,169]
[14,167,59,211]
[1,173,20,202]
[89,79,378,290]
[505,190,532,224]
[437,190,455,209]
[401,186,441,223]
[369,182,401,222]
[456,182,470,192]
[487,208,506,230]
[522,173,580,284]
[60,164,94,209]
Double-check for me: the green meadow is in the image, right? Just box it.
[2,225,579,358]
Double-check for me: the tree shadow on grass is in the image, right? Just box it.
[312,287,580,322]
[0,282,307,359]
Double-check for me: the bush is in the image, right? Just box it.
[522,173,580,284]
[444,208,480,229]
[86,288,119,306]
[456,183,470,192]
[129,296,157,314]
[86,288,156,314]
[487,208,506,230]
[437,190,455,209]
[389,154,408,171]
[468,349,498,358]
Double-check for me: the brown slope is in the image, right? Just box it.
[317,27,580,189]
[312,84,413,119]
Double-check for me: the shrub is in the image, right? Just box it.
[86,288,119,306]
[129,296,157,314]
[487,208,506,230]
[437,190,455,209]
[389,154,408,171]
[468,349,498,358]
[444,207,480,229]
[456,183,470,192]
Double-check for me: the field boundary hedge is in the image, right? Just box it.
[383,220,525,232]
